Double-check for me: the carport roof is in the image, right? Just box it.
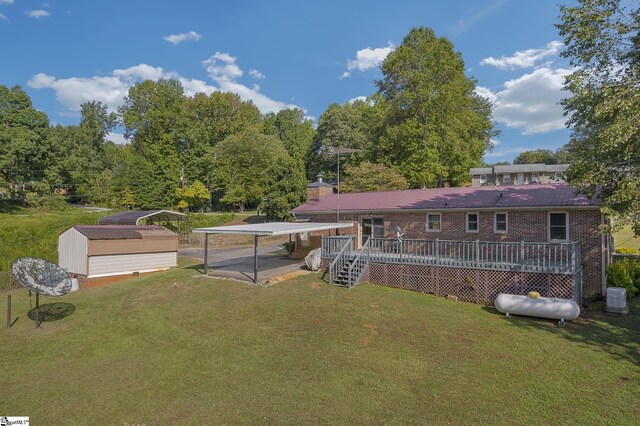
[193,222,352,236]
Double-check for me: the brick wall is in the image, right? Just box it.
[305,208,605,297]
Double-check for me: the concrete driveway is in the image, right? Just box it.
[179,244,308,284]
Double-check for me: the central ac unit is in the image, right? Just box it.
[605,287,629,314]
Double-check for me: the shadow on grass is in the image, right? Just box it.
[483,299,640,366]
[27,302,76,322]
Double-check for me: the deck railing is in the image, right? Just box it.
[347,238,371,288]
[324,237,581,274]
[327,237,353,285]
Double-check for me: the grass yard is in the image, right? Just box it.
[1,262,638,425]
[614,225,640,252]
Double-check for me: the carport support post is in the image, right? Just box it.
[254,235,259,284]
[204,233,209,275]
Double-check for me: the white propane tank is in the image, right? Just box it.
[70,278,79,292]
[495,293,580,325]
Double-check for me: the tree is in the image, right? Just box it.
[376,27,497,188]
[341,163,409,193]
[120,79,185,207]
[513,149,556,165]
[212,130,290,211]
[261,157,307,221]
[0,85,50,194]
[175,180,211,212]
[264,108,315,163]
[557,0,640,234]
[306,100,374,180]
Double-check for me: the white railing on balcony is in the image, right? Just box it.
[323,236,581,275]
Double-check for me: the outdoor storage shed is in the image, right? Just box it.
[58,225,178,278]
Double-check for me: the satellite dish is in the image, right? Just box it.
[11,257,72,297]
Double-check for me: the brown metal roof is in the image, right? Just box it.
[292,183,600,214]
[73,225,175,240]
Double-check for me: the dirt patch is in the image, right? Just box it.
[358,323,379,346]
[309,281,321,289]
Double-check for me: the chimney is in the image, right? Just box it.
[317,173,323,183]
[307,173,333,201]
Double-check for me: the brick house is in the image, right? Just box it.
[292,184,610,300]
[470,164,569,186]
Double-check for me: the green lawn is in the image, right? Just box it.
[1,262,638,425]
[615,226,640,252]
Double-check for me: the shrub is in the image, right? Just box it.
[615,247,638,254]
[607,259,639,299]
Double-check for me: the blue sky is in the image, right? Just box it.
[0,0,576,163]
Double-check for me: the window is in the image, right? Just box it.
[549,212,568,241]
[503,174,510,183]
[427,213,441,232]
[479,174,487,184]
[361,217,384,244]
[466,213,479,233]
[494,212,508,233]
[531,172,539,183]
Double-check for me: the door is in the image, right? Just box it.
[517,172,525,185]
[361,218,384,245]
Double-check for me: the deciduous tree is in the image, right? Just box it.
[376,27,496,188]
[558,0,640,234]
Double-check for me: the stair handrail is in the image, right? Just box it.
[348,238,371,289]
[328,237,353,284]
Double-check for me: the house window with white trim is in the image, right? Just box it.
[549,212,568,241]
[494,212,508,233]
[427,213,441,232]
[503,174,510,184]
[479,175,487,184]
[466,213,479,233]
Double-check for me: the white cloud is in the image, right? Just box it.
[348,96,368,104]
[0,13,7,21]
[249,69,265,79]
[481,41,564,70]
[28,10,49,18]
[203,51,243,82]
[106,132,128,145]
[28,65,217,113]
[162,31,202,45]
[341,43,395,79]
[203,52,301,114]
[29,55,303,117]
[476,67,572,135]
[0,0,15,5]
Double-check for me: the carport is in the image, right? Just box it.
[192,222,353,283]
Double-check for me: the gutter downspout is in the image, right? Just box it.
[600,213,607,294]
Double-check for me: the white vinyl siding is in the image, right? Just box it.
[88,252,177,278]
[58,228,88,275]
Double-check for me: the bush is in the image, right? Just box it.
[615,247,638,254]
[607,259,639,299]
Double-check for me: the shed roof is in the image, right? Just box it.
[98,210,186,225]
[291,184,600,214]
[494,164,548,173]
[193,222,352,236]
[73,225,176,240]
